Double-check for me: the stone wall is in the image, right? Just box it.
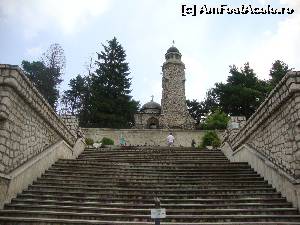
[0,64,76,174]
[61,115,79,137]
[134,113,161,129]
[224,71,300,179]
[221,71,300,209]
[82,128,217,147]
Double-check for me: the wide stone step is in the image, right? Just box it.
[55,160,250,169]
[83,148,223,153]
[81,149,224,153]
[4,204,298,215]
[15,193,289,204]
[44,170,260,178]
[77,153,228,157]
[74,159,230,163]
[22,189,282,199]
[77,157,229,161]
[55,160,248,166]
[49,165,255,172]
[1,209,300,222]
[52,163,250,171]
[33,178,271,188]
[27,184,276,194]
[33,179,272,188]
[37,176,269,185]
[9,198,293,209]
[1,216,300,225]
[77,155,228,160]
[41,173,265,182]
[46,168,257,176]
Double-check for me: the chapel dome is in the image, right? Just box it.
[141,99,161,113]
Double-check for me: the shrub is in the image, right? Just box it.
[85,138,94,146]
[202,109,229,130]
[200,131,221,148]
[101,137,114,145]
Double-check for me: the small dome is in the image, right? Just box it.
[167,46,180,53]
[141,100,161,111]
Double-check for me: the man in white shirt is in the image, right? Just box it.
[167,132,175,147]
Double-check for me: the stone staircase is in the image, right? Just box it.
[0,147,300,224]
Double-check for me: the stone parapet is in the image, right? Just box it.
[225,71,300,179]
[61,115,79,137]
[0,64,76,174]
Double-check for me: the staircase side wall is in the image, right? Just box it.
[0,64,85,208]
[222,71,300,209]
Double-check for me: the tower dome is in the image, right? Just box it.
[165,44,182,61]
[166,46,180,53]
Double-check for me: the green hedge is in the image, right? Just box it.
[200,131,221,148]
[101,137,114,145]
[85,138,94,146]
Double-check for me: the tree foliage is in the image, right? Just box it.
[202,109,229,130]
[43,43,66,80]
[269,60,292,88]
[186,99,206,125]
[22,60,59,108]
[187,60,293,122]
[200,130,221,148]
[61,75,89,115]
[214,63,269,119]
[82,37,139,128]
[22,43,65,110]
[187,89,219,128]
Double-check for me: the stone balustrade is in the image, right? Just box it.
[0,64,76,174]
[227,71,300,179]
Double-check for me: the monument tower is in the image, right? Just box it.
[160,44,195,129]
[133,44,195,129]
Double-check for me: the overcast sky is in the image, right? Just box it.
[0,0,299,106]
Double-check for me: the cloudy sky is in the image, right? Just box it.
[0,0,299,106]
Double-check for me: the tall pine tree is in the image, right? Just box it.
[87,37,139,128]
[61,74,89,115]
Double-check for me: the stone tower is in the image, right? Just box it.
[160,46,195,129]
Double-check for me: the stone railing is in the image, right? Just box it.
[226,71,300,179]
[0,64,76,174]
[61,114,79,137]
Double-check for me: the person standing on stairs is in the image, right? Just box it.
[167,132,175,147]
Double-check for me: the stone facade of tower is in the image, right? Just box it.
[159,46,195,129]
[133,46,195,130]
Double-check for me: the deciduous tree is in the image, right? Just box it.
[22,43,65,110]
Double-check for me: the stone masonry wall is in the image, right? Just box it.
[82,128,215,147]
[61,115,79,137]
[0,65,76,174]
[227,71,300,179]
[134,113,161,129]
